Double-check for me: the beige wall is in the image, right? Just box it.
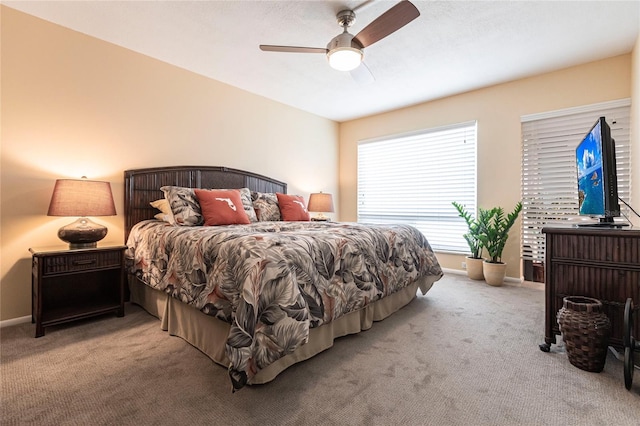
[0,7,339,321]
[632,32,640,227]
[339,54,633,279]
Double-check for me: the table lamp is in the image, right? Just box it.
[307,192,334,221]
[47,177,117,249]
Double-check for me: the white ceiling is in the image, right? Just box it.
[4,0,640,122]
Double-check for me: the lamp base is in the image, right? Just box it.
[58,217,108,250]
[311,213,330,222]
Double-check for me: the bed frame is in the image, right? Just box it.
[124,165,286,241]
[123,165,433,387]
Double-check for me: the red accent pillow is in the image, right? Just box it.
[276,193,310,221]
[194,189,250,226]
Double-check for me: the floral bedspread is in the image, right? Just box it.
[125,220,442,391]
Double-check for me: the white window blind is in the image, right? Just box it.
[521,99,631,263]
[357,121,477,253]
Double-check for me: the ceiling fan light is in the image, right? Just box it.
[327,47,362,71]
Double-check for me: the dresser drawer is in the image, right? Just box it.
[40,250,122,275]
[548,233,640,266]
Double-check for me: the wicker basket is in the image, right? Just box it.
[557,296,611,372]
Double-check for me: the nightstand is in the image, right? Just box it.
[30,244,126,337]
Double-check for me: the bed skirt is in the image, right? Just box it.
[128,275,438,385]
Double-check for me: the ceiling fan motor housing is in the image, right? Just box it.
[326,31,363,71]
[326,32,362,51]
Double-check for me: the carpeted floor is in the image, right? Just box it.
[1,273,638,425]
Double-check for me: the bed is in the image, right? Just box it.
[124,166,443,391]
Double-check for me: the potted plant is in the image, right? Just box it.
[477,202,523,286]
[452,201,485,280]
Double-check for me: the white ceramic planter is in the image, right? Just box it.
[483,261,507,286]
[466,256,485,280]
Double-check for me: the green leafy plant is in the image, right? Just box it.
[452,201,483,259]
[477,202,523,264]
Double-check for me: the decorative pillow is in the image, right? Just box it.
[251,191,281,221]
[194,189,251,226]
[220,188,257,222]
[150,199,175,224]
[276,193,310,221]
[160,186,203,226]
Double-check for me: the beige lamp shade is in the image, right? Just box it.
[48,179,116,217]
[308,192,334,221]
[48,178,116,249]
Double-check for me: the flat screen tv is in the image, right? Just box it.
[575,116,623,227]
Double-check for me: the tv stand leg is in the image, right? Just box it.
[539,335,556,352]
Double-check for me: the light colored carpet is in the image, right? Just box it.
[1,273,638,425]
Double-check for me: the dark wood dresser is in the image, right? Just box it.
[541,226,640,351]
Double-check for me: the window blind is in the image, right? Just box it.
[357,121,477,253]
[521,99,631,263]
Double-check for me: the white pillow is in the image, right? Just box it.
[150,199,175,224]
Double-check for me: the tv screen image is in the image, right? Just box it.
[576,120,605,215]
[574,116,623,226]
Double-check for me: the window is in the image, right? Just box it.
[521,99,631,266]
[357,121,477,253]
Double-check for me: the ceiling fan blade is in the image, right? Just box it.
[353,0,420,48]
[350,62,375,85]
[260,45,328,54]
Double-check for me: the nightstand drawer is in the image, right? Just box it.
[41,250,122,275]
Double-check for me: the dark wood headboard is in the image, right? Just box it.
[124,166,287,242]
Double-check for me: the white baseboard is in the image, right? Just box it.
[0,315,31,328]
[441,267,523,284]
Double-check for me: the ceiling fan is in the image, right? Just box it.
[259,0,420,83]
